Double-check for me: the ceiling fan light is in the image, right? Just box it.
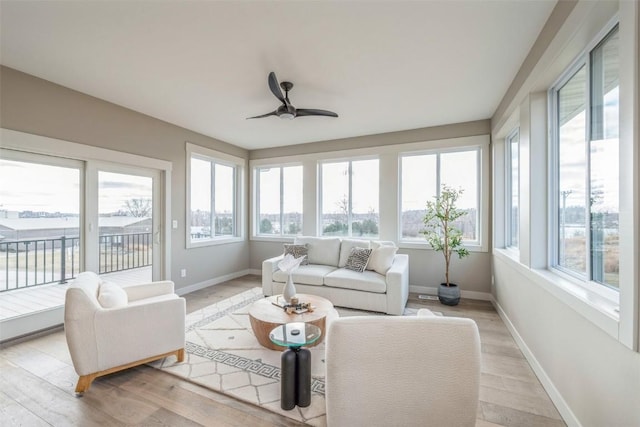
[279,112,295,120]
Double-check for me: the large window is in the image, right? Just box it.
[506,130,520,249]
[256,165,303,236]
[319,158,379,237]
[188,144,243,246]
[401,148,479,244]
[552,25,619,288]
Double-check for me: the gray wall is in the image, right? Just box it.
[0,65,250,291]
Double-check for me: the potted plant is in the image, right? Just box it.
[421,185,470,306]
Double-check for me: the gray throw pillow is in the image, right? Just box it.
[283,244,309,265]
[345,247,373,273]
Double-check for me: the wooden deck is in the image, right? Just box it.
[0,267,152,322]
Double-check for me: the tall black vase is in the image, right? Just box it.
[438,283,460,306]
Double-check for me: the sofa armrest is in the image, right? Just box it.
[262,254,284,296]
[93,297,186,372]
[385,254,409,315]
[123,280,175,302]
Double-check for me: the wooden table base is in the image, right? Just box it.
[248,294,334,351]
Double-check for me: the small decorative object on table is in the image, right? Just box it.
[272,297,316,314]
[277,253,307,303]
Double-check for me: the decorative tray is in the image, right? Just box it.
[272,299,315,315]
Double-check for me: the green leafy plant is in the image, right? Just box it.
[421,185,470,286]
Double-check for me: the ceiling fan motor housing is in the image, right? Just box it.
[276,104,296,119]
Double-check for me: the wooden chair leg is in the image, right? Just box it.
[74,348,185,395]
[75,374,97,395]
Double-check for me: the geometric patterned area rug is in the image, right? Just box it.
[149,287,420,426]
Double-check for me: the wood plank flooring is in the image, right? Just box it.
[0,275,566,426]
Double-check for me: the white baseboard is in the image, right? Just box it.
[409,285,492,301]
[0,306,64,343]
[176,269,259,296]
[247,268,262,276]
[492,298,581,427]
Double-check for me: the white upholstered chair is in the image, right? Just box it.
[325,309,481,427]
[64,271,186,393]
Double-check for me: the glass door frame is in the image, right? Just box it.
[85,161,163,281]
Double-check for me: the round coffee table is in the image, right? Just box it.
[249,293,334,351]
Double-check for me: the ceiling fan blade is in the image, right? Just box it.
[268,72,286,104]
[296,108,339,118]
[246,111,277,119]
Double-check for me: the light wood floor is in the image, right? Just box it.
[0,275,565,426]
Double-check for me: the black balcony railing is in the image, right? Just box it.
[0,232,152,292]
[99,232,152,274]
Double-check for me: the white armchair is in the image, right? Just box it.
[64,271,186,393]
[325,309,481,427]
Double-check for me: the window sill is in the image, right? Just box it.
[399,240,487,253]
[493,248,620,340]
[187,236,245,248]
[250,236,296,243]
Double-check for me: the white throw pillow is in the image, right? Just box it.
[367,245,398,275]
[98,281,128,308]
[366,241,396,271]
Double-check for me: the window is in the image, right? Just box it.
[400,148,479,244]
[187,144,243,246]
[256,165,303,236]
[551,25,619,288]
[506,130,520,248]
[319,158,379,237]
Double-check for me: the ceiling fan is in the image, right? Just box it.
[247,72,338,120]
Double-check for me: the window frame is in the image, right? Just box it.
[317,156,380,238]
[253,163,304,238]
[548,23,620,298]
[505,128,520,250]
[186,143,245,248]
[398,145,484,250]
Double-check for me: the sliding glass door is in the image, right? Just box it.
[0,150,83,291]
[0,150,163,290]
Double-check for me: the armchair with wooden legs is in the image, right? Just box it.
[64,271,186,394]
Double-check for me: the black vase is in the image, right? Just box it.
[438,283,460,306]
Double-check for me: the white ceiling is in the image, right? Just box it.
[0,1,556,150]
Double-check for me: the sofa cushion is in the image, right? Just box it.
[367,241,398,274]
[324,269,387,293]
[338,239,370,267]
[98,281,128,308]
[273,264,337,286]
[345,247,373,273]
[294,236,341,266]
[283,244,309,265]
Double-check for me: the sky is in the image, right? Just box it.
[0,160,152,214]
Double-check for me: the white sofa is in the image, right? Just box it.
[325,309,481,426]
[262,236,409,315]
[64,271,186,393]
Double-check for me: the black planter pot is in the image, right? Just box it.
[438,283,460,306]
